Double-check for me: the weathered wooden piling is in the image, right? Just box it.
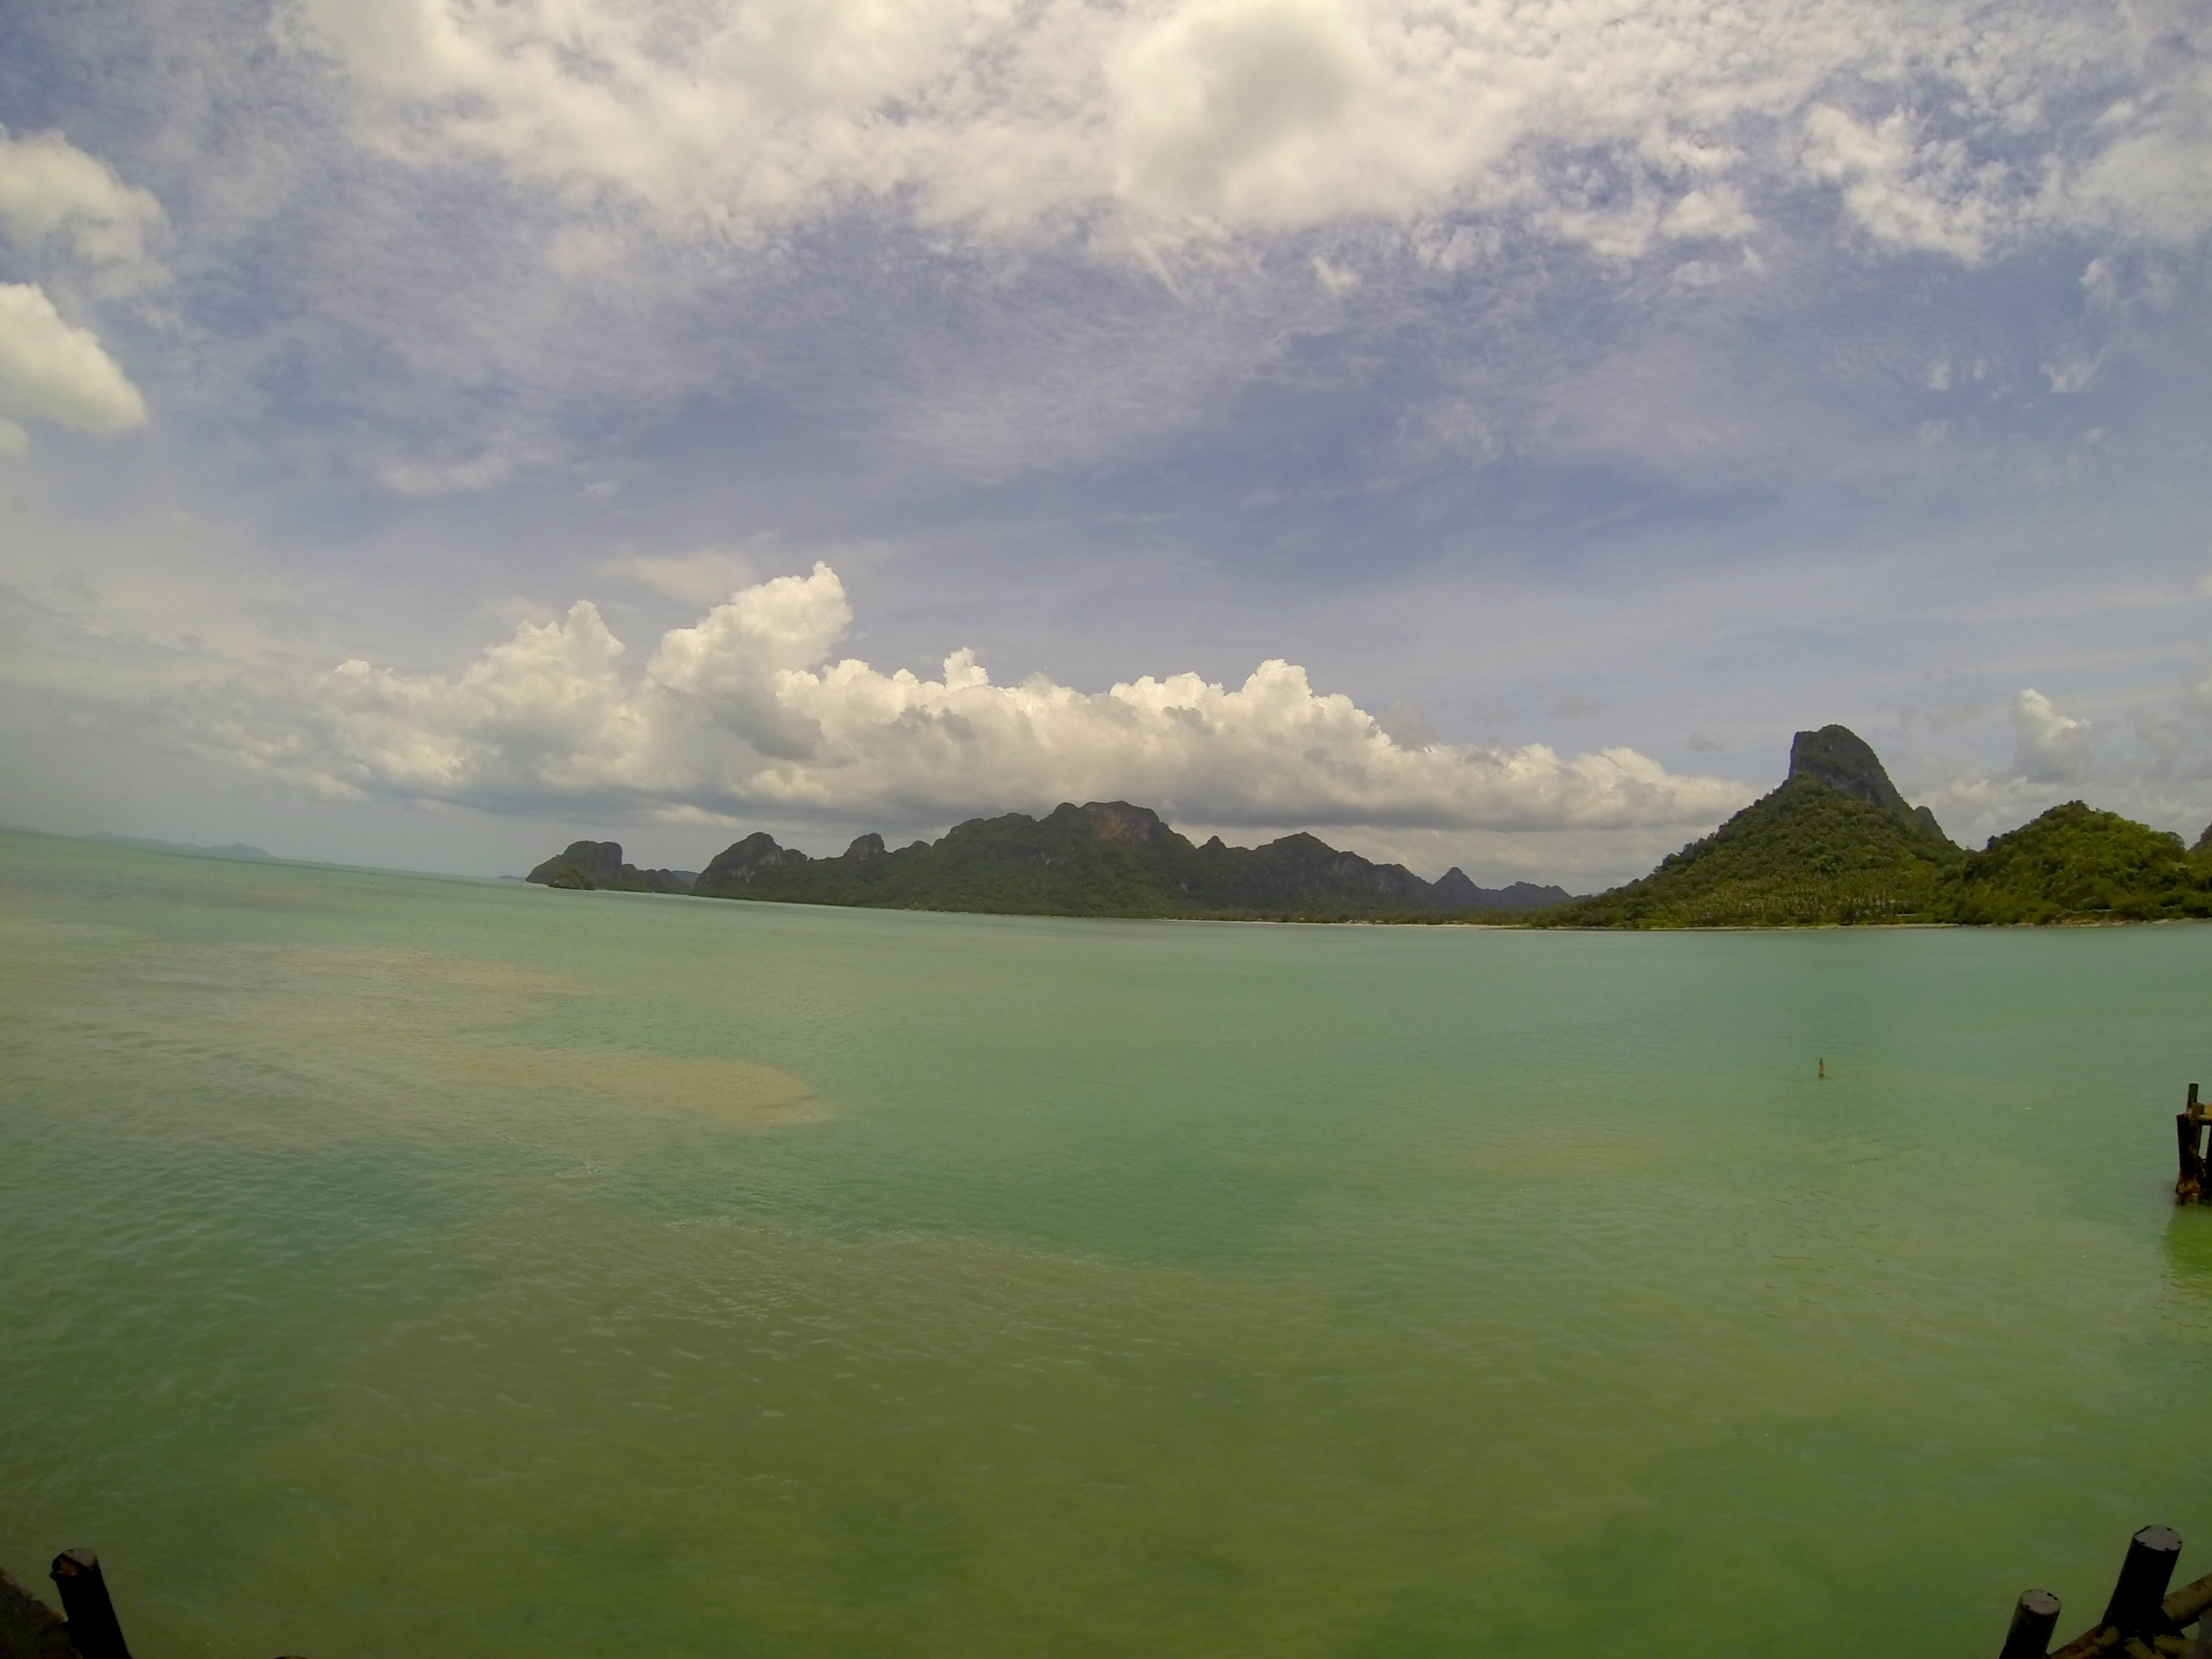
[2001,1590,2064,1659]
[49,1549,132,1659]
[2006,1524,2212,1658]
[2098,1525,2183,1638]
[2179,1084,2208,1206]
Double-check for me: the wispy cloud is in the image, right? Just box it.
[279,0,2211,260]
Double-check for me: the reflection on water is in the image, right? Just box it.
[1,831,2209,1659]
[2164,1205,2212,1299]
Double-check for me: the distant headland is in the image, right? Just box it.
[83,832,275,863]
[526,725,2212,927]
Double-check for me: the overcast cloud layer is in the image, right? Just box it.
[1,0,2209,883]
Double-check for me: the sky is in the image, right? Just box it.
[1,0,2208,888]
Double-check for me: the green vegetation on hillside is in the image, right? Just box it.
[1933,802,2212,923]
[1533,724,1960,928]
[1535,772,1961,928]
[695,802,1567,919]
[1531,726,2212,929]
[530,803,1570,919]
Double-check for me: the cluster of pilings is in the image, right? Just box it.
[10,1528,2211,1658]
[2001,1526,2212,1658]
[2178,1085,2210,1205]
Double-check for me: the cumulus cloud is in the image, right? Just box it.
[276,0,2208,265]
[2011,686,2094,782]
[195,563,1751,836]
[0,127,167,296]
[0,282,147,437]
[1916,688,2114,846]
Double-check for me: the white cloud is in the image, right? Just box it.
[274,0,2194,266]
[1109,0,1374,225]
[1916,688,2107,845]
[0,127,167,296]
[195,563,1752,838]
[2011,686,2093,782]
[1801,105,2000,261]
[0,282,147,437]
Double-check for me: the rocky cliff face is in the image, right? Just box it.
[1787,725,1953,845]
[693,832,813,897]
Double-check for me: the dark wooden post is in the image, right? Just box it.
[2178,1086,2207,1205]
[48,1549,132,1659]
[2101,1525,2183,1638]
[1999,1588,2062,1658]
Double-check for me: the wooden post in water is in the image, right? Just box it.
[49,1550,132,1659]
[2099,1525,2183,1641]
[2180,1084,2208,1206]
[2000,1589,2062,1659]
[2004,1525,2212,1657]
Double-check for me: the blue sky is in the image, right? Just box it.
[1,0,2208,886]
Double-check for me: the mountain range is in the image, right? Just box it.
[526,724,2212,927]
[526,802,1571,919]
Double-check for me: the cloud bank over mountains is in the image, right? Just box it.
[200,564,1750,840]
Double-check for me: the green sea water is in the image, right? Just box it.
[3,828,2211,1658]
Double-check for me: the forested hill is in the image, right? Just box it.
[1938,802,2212,923]
[527,801,1573,920]
[1537,724,2212,928]
[1537,723,1963,927]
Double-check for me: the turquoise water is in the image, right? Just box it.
[2,828,2209,1657]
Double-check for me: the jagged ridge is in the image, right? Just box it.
[529,803,1571,919]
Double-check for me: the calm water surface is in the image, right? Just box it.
[3,830,2210,1657]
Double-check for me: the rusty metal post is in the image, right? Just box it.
[2101,1526,2183,1638]
[1999,1588,2062,1658]
[49,1549,132,1659]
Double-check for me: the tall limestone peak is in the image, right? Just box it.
[695,831,810,897]
[1788,725,1951,844]
[529,840,625,888]
[1073,801,1173,843]
[1540,722,1964,926]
